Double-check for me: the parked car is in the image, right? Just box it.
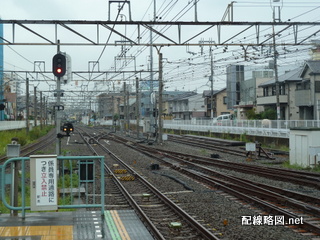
[213,114,234,125]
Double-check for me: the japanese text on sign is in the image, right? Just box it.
[36,158,57,206]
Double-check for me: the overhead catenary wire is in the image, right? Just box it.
[4,1,320,105]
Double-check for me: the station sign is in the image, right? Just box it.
[30,155,58,211]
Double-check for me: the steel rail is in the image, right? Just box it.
[94,136,220,240]
[108,135,320,235]
[181,167,320,235]
[161,148,320,189]
[76,129,167,240]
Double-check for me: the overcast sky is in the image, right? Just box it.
[1,0,320,98]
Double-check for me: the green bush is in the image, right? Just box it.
[246,108,277,120]
[58,173,79,188]
[0,126,54,156]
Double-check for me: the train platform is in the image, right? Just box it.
[0,210,154,240]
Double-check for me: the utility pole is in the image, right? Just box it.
[33,86,37,127]
[149,0,156,135]
[25,77,29,133]
[123,82,127,131]
[194,0,198,22]
[271,0,282,120]
[200,39,215,119]
[117,97,120,130]
[44,96,47,126]
[126,83,130,132]
[136,77,140,139]
[158,51,163,144]
[210,46,214,119]
[112,95,115,131]
[15,81,18,121]
[40,91,43,129]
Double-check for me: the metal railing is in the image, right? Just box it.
[163,119,320,138]
[94,118,320,138]
[0,155,105,218]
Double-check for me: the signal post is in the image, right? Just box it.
[52,52,66,156]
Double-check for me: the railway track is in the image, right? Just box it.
[14,125,314,239]
[151,148,320,190]
[77,127,221,240]
[107,133,320,237]
[167,134,277,159]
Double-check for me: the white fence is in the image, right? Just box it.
[0,120,52,131]
[0,121,27,131]
[163,119,320,139]
[82,118,320,139]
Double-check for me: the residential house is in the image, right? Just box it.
[226,65,244,109]
[237,70,274,119]
[257,67,303,120]
[203,88,229,118]
[167,92,204,120]
[3,75,17,120]
[136,90,196,119]
[97,93,123,119]
[295,60,320,120]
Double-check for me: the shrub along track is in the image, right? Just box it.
[0,128,56,163]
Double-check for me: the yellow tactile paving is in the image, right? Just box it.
[0,226,73,240]
[110,210,131,240]
[2,226,29,236]
[27,226,51,236]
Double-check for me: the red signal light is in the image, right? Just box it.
[52,53,66,77]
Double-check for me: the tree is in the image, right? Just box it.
[261,108,277,120]
[113,113,119,121]
[246,108,276,120]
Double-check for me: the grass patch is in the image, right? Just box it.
[282,160,320,172]
[199,149,207,156]
[0,125,54,156]
[58,173,79,189]
[0,196,10,214]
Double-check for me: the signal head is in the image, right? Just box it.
[53,53,66,77]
